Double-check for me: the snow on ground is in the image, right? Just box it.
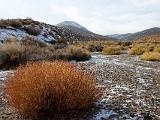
[81,53,160,120]
[0,71,13,81]
[0,28,56,42]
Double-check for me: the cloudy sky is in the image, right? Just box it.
[0,0,160,35]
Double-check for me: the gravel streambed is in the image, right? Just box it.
[0,54,160,120]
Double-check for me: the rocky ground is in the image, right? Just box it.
[0,53,160,120]
[81,53,160,120]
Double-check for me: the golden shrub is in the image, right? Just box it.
[141,52,160,61]
[128,44,150,55]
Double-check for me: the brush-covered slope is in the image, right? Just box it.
[134,34,160,43]
[0,19,114,43]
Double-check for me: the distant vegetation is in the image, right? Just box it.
[128,44,151,55]
[0,19,160,69]
[141,52,160,61]
[66,46,91,61]
[102,46,122,55]
[0,37,91,69]
[5,61,100,119]
[128,34,160,61]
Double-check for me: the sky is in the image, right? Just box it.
[0,0,160,35]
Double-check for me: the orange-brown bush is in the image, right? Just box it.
[5,61,100,118]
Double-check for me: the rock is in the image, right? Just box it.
[143,113,153,120]
[108,113,119,119]
[130,113,136,118]
[155,115,160,120]
[0,53,10,67]
[101,117,109,120]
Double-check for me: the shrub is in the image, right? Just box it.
[66,46,91,61]
[128,44,150,55]
[0,19,22,28]
[0,19,6,28]
[22,37,46,47]
[0,40,25,68]
[24,25,41,36]
[141,52,160,61]
[0,41,23,58]
[2,37,18,43]
[9,19,22,28]
[51,49,71,60]
[119,42,132,47]
[5,61,100,118]
[87,44,103,52]
[154,46,160,53]
[0,39,52,69]
[20,18,34,25]
[102,46,121,55]
[23,45,54,61]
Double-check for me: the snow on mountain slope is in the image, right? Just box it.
[57,21,87,30]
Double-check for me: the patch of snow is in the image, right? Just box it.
[0,71,13,81]
[90,54,160,73]
[92,109,117,120]
[103,80,112,84]
[112,85,129,92]
[0,29,27,40]
[0,28,56,42]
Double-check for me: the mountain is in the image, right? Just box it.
[0,19,114,43]
[56,21,114,41]
[108,27,160,41]
[57,21,88,31]
[134,34,160,43]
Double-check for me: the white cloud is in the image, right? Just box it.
[128,0,160,6]
[0,0,160,34]
[51,5,80,20]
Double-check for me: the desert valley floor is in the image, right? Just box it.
[0,53,160,120]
